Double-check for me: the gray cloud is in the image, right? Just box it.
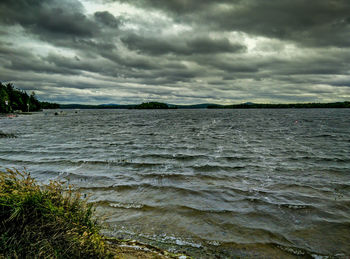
[0,0,99,39]
[113,0,350,47]
[121,34,246,55]
[94,11,122,28]
[0,0,350,104]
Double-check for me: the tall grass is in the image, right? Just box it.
[0,169,108,258]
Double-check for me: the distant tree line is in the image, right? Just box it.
[58,102,173,109]
[207,102,350,109]
[0,82,59,113]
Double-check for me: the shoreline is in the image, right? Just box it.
[0,169,189,258]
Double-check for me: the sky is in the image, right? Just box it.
[1,0,350,105]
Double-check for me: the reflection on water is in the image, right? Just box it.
[1,109,350,258]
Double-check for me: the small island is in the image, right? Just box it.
[133,102,172,109]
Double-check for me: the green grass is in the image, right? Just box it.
[0,169,108,258]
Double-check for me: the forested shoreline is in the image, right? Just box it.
[0,82,59,113]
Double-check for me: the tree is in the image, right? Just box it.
[0,82,59,113]
[0,83,10,113]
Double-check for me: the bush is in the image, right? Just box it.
[0,169,107,258]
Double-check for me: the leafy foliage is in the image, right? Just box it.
[0,169,108,258]
[0,82,59,113]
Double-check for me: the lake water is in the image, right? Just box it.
[1,109,349,258]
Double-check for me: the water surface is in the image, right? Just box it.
[1,109,349,258]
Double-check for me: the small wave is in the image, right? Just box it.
[278,203,311,210]
[76,159,132,166]
[181,199,315,215]
[108,141,134,146]
[332,183,350,191]
[312,134,337,138]
[139,172,194,180]
[221,156,251,162]
[267,182,331,195]
[276,245,309,256]
[137,132,156,136]
[0,158,118,167]
[109,202,145,209]
[288,156,349,163]
[174,204,246,214]
[78,182,203,196]
[155,235,202,248]
[59,171,114,182]
[138,171,239,182]
[138,153,208,162]
[319,157,350,163]
[0,157,40,165]
[191,164,245,172]
[122,161,165,168]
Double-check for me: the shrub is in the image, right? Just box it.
[0,169,107,258]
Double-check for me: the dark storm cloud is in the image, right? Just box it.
[94,11,121,28]
[5,57,80,76]
[108,0,236,14]
[45,53,110,74]
[267,50,350,76]
[208,59,259,73]
[201,0,350,47]
[114,0,350,47]
[0,0,99,38]
[186,37,245,54]
[330,81,350,87]
[121,34,183,55]
[121,34,245,55]
[0,43,79,75]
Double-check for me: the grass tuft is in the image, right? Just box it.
[0,168,108,258]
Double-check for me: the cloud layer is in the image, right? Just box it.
[0,0,350,104]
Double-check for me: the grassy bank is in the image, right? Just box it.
[0,169,182,258]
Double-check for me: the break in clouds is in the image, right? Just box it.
[1,0,350,104]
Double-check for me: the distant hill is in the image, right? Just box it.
[207,102,350,109]
[59,104,134,109]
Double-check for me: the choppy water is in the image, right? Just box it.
[1,109,350,258]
